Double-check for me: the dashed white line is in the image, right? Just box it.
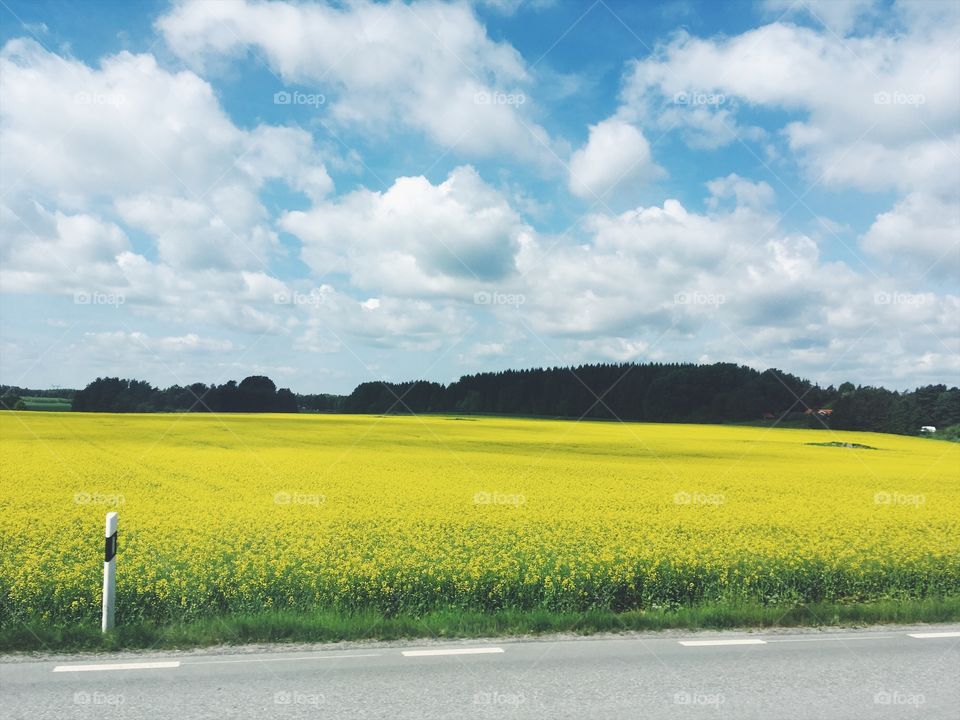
[186,653,381,666]
[679,639,767,647]
[908,632,960,639]
[53,661,181,672]
[402,647,505,657]
[766,636,895,643]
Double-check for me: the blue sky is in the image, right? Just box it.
[1,0,957,393]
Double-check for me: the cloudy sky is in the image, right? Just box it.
[1,0,957,394]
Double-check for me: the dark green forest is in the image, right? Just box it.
[6,362,957,438]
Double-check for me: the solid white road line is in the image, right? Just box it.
[766,636,895,643]
[907,632,960,639]
[53,661,181,672]
[186,653,381,665]
[679,639,767,647]
[402,647,505,657]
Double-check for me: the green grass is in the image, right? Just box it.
[19,396,72,411]
[3,598,958,654]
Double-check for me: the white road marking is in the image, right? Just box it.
[402,647,505,657]
[679,639,767,647]
[908,632,960,639]
[187,653,380,665]
[53,661,180,672]
[767,636,895,643]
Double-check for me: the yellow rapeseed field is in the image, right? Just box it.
[1,411,958,625]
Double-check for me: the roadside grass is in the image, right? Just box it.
[19,396,72,411]
[4,597,959,654]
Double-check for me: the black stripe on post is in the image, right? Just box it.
[105,532,118,562]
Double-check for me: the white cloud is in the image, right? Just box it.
[617,15,960,195]
[292,287,467,354]
[84,331,234,355]
[0,38,332,276]
[0,202,129,293]
[157,0,556,163]
[761,0,880,35]
[706,174,775,210]
[568,119,663,200]
[282,165,529,296]
[861,192,960,278]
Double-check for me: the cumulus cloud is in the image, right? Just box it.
[157,0,556,163]
[761,0,881,35]
[0,202,129,294]
[616,14,959,195]
[568,119,663,200]
[0,38,332,276]
[861,192,960,278]
[282,165,530,296]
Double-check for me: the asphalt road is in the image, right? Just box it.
[2,625,958,719]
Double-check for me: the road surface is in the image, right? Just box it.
[2,625,958,719]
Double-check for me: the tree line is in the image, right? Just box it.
[0,385,78,410]
[7,363,958,438]
[336,362,958,434]
[70,376,297,413]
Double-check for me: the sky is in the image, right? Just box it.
[0,0,957,394]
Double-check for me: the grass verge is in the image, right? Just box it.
[3,597,959,654]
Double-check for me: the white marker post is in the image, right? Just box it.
[102,512,118,633]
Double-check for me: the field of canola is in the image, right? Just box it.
[1,411,958,627]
